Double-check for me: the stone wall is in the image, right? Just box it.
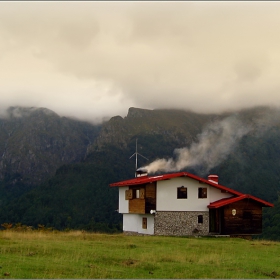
[123,231,146,236]
[154,211,209,236]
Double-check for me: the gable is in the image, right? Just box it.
[110,171,273,210]
[208,194,274,208]
[110,171,243,196]
[156,176,233,212]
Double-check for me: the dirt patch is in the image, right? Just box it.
[123,259,138,266]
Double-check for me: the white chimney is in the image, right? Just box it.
[136,168,148,178]
[208,174,218,184]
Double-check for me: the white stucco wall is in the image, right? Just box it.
[118,177,233,214]
[208,184,233,203]
[123,213,154,235]
[119,187,129,213]
[156,177,233,211]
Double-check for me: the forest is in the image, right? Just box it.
[0,106,280,240]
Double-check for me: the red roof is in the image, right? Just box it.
[110,171,243,196]
[110,171,274,208]
[208,194,274,208]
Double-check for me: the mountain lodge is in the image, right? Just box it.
[110,170,273,236]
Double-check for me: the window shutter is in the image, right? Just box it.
[125,189,133,200]
[140,188,145,199]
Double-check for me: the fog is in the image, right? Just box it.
[1,2,280,122]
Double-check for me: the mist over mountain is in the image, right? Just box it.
[0,105,280,238]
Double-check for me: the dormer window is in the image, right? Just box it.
[177,186,187,199]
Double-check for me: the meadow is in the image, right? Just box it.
[0,230,279,279]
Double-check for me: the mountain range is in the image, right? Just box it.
[0,105,279,239]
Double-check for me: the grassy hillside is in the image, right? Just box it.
[0,230,279,279]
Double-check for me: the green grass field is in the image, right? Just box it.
[0,230,279,279]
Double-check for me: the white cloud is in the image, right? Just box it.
[1,1,280,122]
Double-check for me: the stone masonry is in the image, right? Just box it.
[154,211,209,236]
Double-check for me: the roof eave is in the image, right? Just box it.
[208,194,274,208]
[109,172,243,196]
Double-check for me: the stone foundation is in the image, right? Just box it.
[154,211,209,236]
[123,231,146,236]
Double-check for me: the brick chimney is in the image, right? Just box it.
[208,174,218,184]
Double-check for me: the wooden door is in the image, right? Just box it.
[209,209,221,234]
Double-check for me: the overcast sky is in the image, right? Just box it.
[1,1,280,123]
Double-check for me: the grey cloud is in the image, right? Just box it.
[234,57,267,83]
[1,2,280,121]
[58,18,100,50]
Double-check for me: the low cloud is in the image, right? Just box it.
[1,2,280,122]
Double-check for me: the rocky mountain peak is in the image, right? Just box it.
[0,106,100,185]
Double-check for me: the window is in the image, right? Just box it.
[198,187,207,198]
[125,188,145,200]
[142,217,147,229]
[177,186,187,199]
[198,215,203,224]
[133,189,140,199]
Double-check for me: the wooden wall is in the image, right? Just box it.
[145,183,156,213]
[127,183,156,214]
[129,198,145,214]
[222,199,263,235]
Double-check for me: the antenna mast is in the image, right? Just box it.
[129,138,148,176]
